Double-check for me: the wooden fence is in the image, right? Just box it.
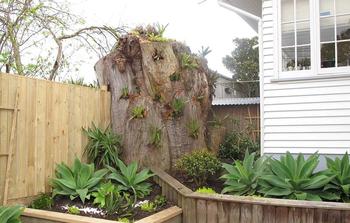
[152,168,350,223]
[0,73,111,205]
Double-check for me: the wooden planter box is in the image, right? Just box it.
[21,206,182,223]
[151,168,350,223]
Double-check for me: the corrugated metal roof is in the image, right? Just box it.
[212,97,260,106]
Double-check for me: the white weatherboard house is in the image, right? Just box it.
[219,0,350,164]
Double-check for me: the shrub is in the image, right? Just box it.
[196,187,216,194]
[107,159,154,199]
[51,158,109,203]
[29,193,54,210]
[176,150,221,186]
[259,152,338,201]
[221,151,267,196]
[186,119,200,139]
[140,201,156,212]
[131,106,146,119]
[67,206,80,215]
[92,181,133,216]
[170,98,185,117]
[181,53,198,70]
[0,206,23,223]
[149,125,162,148]
[83,123,122,169]
[324,152,350,202]
[218,131,259,162]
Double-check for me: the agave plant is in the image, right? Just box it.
[221,151,267,196]
[51,158,109,203]
[0,206,23,223]
[107,159,154,199]
[259,152,338,201]
[83,123,122,169]
[323,152,350,202]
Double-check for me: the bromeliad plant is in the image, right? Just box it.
[170,98,185,118]
[186,119,200,139]
[323,153,350,202]
[107,159,154,200]
[181,53,198,70]
[258,152,338,201]
[131,106,146,119]
[149,125,162,148]
[83,123,122,169]
[221,151,267,196]
[0,206,23,223]
[51,158,109,203]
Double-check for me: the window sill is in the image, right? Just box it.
[270,72,350,83]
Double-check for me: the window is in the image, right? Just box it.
[279,0,350,75]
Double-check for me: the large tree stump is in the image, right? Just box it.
[95,33,213,170]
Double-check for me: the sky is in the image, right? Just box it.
[68,0,257,82]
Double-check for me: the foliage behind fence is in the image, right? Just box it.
[0,73,110,204]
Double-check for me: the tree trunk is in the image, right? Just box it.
[95,34,213,170]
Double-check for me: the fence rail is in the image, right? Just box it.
[0,73,111,204]
[152,168,350,223]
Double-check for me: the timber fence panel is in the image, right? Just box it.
[0,73,111,204]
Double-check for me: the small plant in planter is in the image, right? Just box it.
[221,151,267,196]
[196,187,216,194]
[120,86,130,99]
[186,119,200,139]
[181,53,198,70]
[169,72,181,81]
[131,106,146,119]
[51,158,109,203]
[140,201,157,212]
[170,98,186,118]
[176,150,221,187]
[0,205,23,223]
[118,218,130,223]
[29,193,54,209]
[67,206,80,215]
[149,125,162,148]
[259,152,339,201]
[153,195,167,208]
[83,123,122,169]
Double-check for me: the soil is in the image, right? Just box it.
[168,171,225,194]
[44,182,174,221]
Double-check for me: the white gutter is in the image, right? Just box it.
[218,0,265,155]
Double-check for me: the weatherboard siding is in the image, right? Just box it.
[261,0,350,155]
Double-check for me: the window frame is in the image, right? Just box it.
[277,0,350,79]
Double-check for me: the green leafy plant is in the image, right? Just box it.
[131,106,146,119]
[153,195,167,208]
[107,159,154,199]
[140,201,156,212]
[92,181,133,216]
[218,131,260,162]
[118,218,130,223]
[259,152,338,201]
[51,158,109,203]
[0,206,23,223]
[169,72,181,81]
[176,150,221,187]
[149,125,162,148]
[323,152,350,202]
[170,98,185,118]
[186,119,200,139]
[221,151,267,196]
[181,53,198,70]
[147,23,169,42]
[67,206,80,215]
[196,187,216,194]
[83,123,122,169]
[120,86,129,99]
[29,193,54,209]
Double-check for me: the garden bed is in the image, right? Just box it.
[153,168,350,223]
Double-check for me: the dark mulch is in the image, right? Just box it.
[44,182,174,221]
[168,171,225,194]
